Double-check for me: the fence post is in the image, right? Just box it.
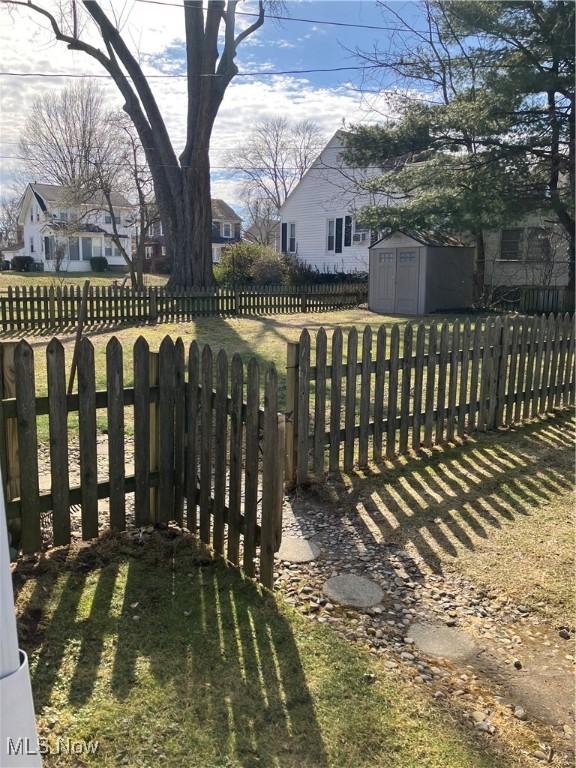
[149,350,160,521]
[48,286,56,327]
[493,317,507,429]
[0,343,20,545]
[285,341,299,489]
[149,287,158,324]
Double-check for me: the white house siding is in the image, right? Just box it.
[16,185,132,272]
[279,132,387,274]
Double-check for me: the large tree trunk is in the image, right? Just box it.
[168,151,214,289]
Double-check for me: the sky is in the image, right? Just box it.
[0,0,425,212]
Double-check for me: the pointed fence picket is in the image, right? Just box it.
[0,335,284,588]
[285,314,575,485]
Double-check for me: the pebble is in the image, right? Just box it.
[513,706,527,721]
[558,628,570,640]
[400,652,415,661]
[513,659,522,670]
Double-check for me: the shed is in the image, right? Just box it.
[369,230,475,315]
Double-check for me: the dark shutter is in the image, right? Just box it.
[211,222,220,240]
[44,237,51,258]
[281,223,288,253]
[344,216,352,247]
[335,218,343,254]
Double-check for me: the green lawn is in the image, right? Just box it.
[0,272,166,289]
[15,534,513,768]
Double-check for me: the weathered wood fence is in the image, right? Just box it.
[0,337,284,587]
[519,286,573,315]
[0,282,368,331]
[286,314,575,485]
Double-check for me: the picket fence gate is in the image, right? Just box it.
[0,337,284,588]
[285,313,575,485]
[0,282,368,331]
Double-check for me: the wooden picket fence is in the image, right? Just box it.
[286,313,575,484]
[0,282,368,331]
[0,337,284,587]
[519,285,573,315]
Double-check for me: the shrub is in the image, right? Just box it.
[90,256,109,272]
[250,251,286,284]
[218,242,278,284]
[11,255,35,272]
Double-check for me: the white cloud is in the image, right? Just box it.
[0,1,393,209]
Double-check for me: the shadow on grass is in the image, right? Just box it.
[16,535,329,767]
[294,413,574,579]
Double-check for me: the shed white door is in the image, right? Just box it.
[395,249,420,314]
[370,247,422,314]
[370,250,396,312]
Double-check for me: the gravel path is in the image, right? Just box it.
[275,490,574,767]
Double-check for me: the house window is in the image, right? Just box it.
[69,237,80,261]
[104,213,112,224]
[222,222,232,238]
[29,236,34,253]
[500,229,523,260]
[354,219,369,233]
[145,247,153,260]
[526,228,551,261]
[105,245,112,258]
[212,247,220,262]
[60,211,68,222]
[288,222,296,253]
[327,219,335,251]
[44,236,52,258]
[81,237,93,261]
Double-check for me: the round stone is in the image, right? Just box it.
[322,574,384,608]
[408,623,479,662]
[278,536,321,563]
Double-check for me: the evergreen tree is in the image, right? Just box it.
[346,1,575,296]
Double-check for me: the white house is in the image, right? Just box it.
[14,183,134,271]
[279,131,389,274]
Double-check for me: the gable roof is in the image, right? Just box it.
[212,199,241,222]
[29,183,132,209]
[371,229,468,248]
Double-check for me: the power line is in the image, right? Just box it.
[0,64,386,79]
[134,0,434,34]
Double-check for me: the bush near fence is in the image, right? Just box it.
[0,282,368,331]
[285,313,575,485]
[0,337,284,588]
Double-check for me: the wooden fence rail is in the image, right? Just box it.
[0,282,368,331]
[0,336,284,588]
[286,313,575,485]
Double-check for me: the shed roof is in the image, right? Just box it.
[370,229,468,248]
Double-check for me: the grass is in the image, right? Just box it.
[0,271,167,289]
[15,533,515,768]
[337,411,575,626]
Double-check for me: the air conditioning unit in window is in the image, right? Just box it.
[352,233,361,242]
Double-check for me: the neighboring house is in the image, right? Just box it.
[244,219,281,251]
[14,183,133,271]
[144,199,242,272]
[483,217,570,290]
[279,131,390,274]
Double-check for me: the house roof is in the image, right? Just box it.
[212,199,241,222]
[370,229,468,248]
[30,183,132,209]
